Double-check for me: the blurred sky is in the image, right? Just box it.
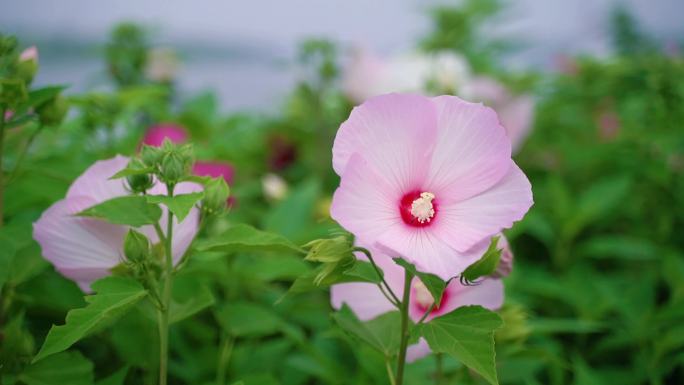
[2,0,682,111]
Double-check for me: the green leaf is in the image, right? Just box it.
[393,258,447,306]
[169,285,215,324]
[215,302,283,337]
[332,305,402,356]
[461,236,502,283]
[283,259,380,299]
[95,367,129,385]
[78,196,162,227]
[342,261,382,284]
[20,351,94,385]
[33,277,148,363]
[196,224,305,254]
[28,86,68,108]
[419,305,503,385]
[146,192,204,222]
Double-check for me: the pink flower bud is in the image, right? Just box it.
[20,46,38,63]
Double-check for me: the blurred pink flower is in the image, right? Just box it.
[33,156,201,291]
[142,123,188,147]
[463,77,535,152]
[331,245,504,362]
[331,93,532,279]
[342,48,470,104]
[597,110,620,141]
[19,46,38,62]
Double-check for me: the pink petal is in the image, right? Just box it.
[66,155,130,202]
[33,196,127,286]
[20,46,38,62]
[406,338,431,363]
[425,96,511,203]
[375,226,488,281]
[330,154,402,243]
[330,282,396,321]
[499,95,534,152]
[444,278,505,311]
[142,124,188,147]
[192,161,234,185]
[433,163,532,252]
[332,93,436,193]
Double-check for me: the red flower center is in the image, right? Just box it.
[400,190,438,227]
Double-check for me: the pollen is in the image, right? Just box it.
[410,192,435,223]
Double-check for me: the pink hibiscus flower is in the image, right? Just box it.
[331,93,532,280]
[141,123,188,147]
[33,155,201,291]
[331,246,504,362]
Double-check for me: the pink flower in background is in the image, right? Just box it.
[342,48,470,104]
[463,77,535,152]
[331,94,532,279]
[597,110,620,141]
[33,156,201,291]
[19,46,38,62]
[142,123,188,147]
[331,246,504,362]
[193,161,236,207]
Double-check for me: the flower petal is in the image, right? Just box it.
[375,226,487,281]
[331,154,402,243]
[425,96,511,203]
[330,282,396,321]
[66,155,131,202]
[33,196,126,286]
[433,163,533,252]
[406,338,431,363]
[332,93,436,192]
[443,278,504,312]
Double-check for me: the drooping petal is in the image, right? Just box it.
[425,96,512,203]
[330,282,396,321]
[375,226,488,281]
[33,196,127,286]
[443,278,504,313]
[331,154,402,244]
[406,338,431,363]
[433,163,533,252]
[332,93,436,193]
[66,155,131,202]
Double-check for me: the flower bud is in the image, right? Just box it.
[123,229,150,263]
[491,236,513,279]
[125,159,154,194]
[16,46,38,84]
[303,236,352,263]
[140,144,163,168]
[159,151,187,185]
[202,177,230,216]
[36,95,69,126]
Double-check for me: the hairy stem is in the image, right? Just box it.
[395,268,414,385]
[158,184,175,385]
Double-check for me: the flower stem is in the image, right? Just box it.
[0,107,6,227]
[395,268,413,385]
[215,334,234,385]
[7,124,40,184]
[352,247,401,306]
[385,356,397,385]
[158,184,175,385]
[434,353,444,385]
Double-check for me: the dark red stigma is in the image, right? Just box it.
[399,190,438,228]
[414,288,450,314]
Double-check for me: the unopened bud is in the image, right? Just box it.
[140,145,163,168]
[126,159,154,194]
[36,95,68,126]
[304,236,352,263]
[490,235,513,278]
[124,229,150,263]
[160,151,187,185]
[202,177,230,216]
[17,46,38,84]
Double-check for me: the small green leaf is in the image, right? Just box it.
[393,258,447,306]
[21,351,94,385]
[342,261,382,284]
[78,196,162,227]
[332,305,402,356]
[419,305,503,385]
[215,302,283,337]
[33,277,148,363]
[28,85,68,108]
[461,236,502,283]
[146,192,204,222]
[196,224,305,254]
